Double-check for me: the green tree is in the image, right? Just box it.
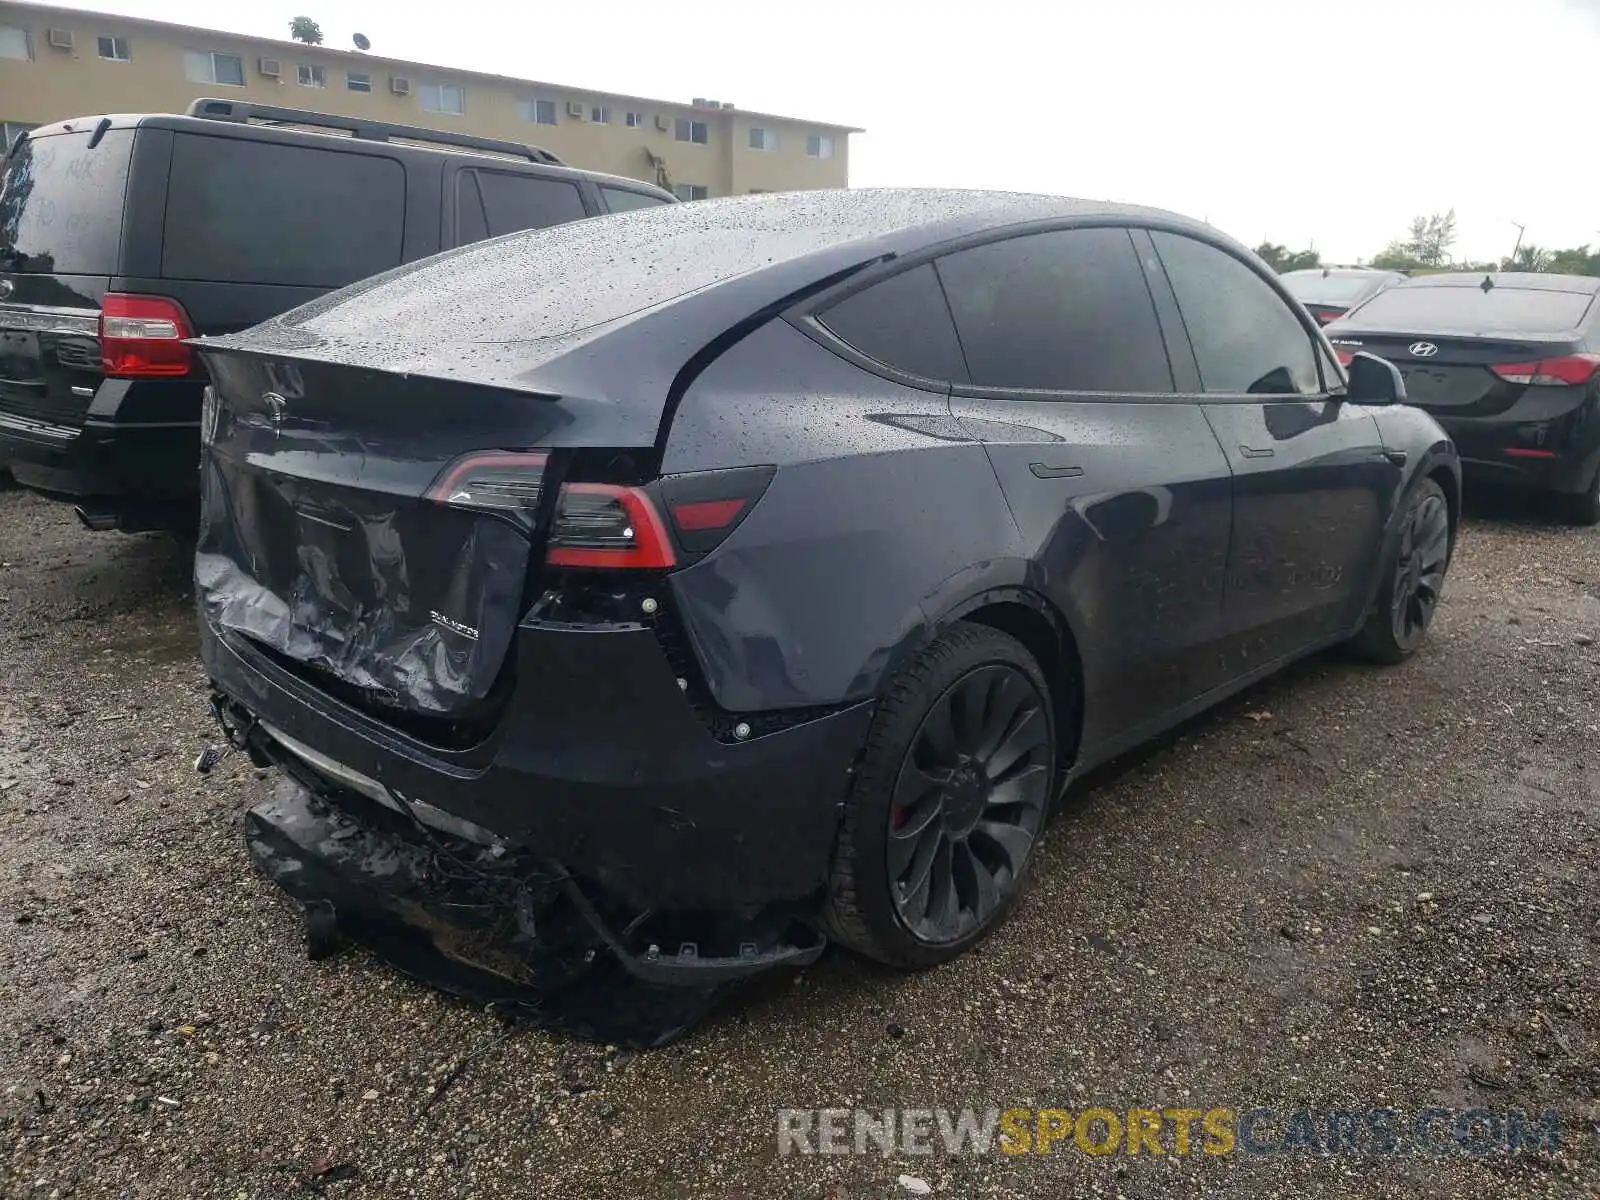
[1505,243,1554,272]
[1254,242,1321,273]
[1373,210,1457,270]
[1545,245,1600,276]
[289,16,324,44]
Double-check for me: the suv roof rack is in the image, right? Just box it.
[184,98,565,166]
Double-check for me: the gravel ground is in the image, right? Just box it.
[1,485,1596,1199]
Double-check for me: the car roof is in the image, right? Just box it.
[1393,271,1600,293]
[201,186,1235,412]
[20,111,673,196]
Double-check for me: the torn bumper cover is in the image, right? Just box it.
[204,604,875,1043]
[241,743,825,1047]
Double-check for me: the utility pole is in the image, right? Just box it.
[1509,220,1526,264]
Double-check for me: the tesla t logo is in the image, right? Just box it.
[1409,342,1440,358]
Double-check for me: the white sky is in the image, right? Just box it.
[41,0,1600,263]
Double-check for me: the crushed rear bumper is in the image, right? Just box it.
[242,755,827,1046]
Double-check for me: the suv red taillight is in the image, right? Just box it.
[100,293,196,378]
[547,483,677,569]
[1490,354,1600,387]
[427,455,775,570]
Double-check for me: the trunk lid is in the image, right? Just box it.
[0,126,134,429]
[1325,329,1575,417]
[195,351,601,722]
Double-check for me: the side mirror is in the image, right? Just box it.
[1345,351,1406,405]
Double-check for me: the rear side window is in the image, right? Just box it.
[817,263,966,384]
[1152,232,1320,395]
[1343,284,1596,334]
[601,186,670,214]
[162,134,404,288]
[935,227,1173,393]
[455,169,587,245]
[0,129,134,274]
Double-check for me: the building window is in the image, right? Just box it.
[590,104,610,124]
[517,98,557,126]
[673,184,708,201]
[806,134,835,159]
[748,127,777,151]
[346,71,371,93]
[0,24,29,60]
[625,111,643,128]
[97,35,130,61]
[184,50,245,86]
[296,63,325,88]
[674,119,708,145]
[420,83,465,115]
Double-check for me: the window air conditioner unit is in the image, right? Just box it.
[654,114,670,132]
[390,75,411,96]
[566,101,585,119]
[258,57,281,78]
[47,28,74,50]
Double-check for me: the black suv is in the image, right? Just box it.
[0,98,673,532]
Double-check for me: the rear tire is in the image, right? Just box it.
[1563,467,1600,527]
[823,622,1055,969]
[1347,478,1452,665]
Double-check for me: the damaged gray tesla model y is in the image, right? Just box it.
[194,189,1460,1044]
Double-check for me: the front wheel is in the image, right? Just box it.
[1346,478,1452,664]
[823,622,1056,969]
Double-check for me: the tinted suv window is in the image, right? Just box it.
[936,228,1172,393]
[817,263,966,383]
[456,169,587,244]
[162,134,405,288]
[1152,232,1320,395]
[601,186,670,214]
[0,129,134,274]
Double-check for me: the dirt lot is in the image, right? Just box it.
[1,484,1596,1199]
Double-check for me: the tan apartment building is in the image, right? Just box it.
[0,1,858,198]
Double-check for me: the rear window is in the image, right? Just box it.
[1281,272,1385,305]
[1345,284,1596,334]
[602,186,670,214]
[454,169,587,245]
[818,263,967,383]
[0,129,134,274]
[161,134,406,288]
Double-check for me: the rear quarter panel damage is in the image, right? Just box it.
[662,320,1025,712]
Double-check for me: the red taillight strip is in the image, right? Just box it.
[1504,447,1558,459]
[1491,354,1600,387]
[546,483,677,569]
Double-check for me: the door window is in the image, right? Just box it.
[935,228,1173,393]
[1151,232,1321,396]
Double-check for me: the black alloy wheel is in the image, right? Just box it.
[1389,487,1450,651]
[1348,478,1452,664]
[823,622,1059,968]
[887,664,1051,943]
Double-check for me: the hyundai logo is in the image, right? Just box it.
[1409,342,1440,358]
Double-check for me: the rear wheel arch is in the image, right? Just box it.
[938,589,1085,774]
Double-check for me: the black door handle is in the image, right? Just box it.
[1028,462,1084,479]
[1383,449,1408,467]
